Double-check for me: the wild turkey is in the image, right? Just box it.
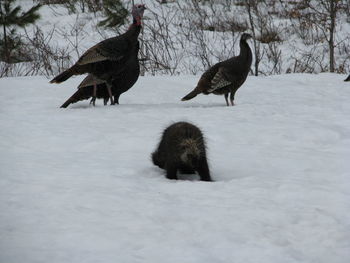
[60,41,140,108]
[51,4,146,106]
[181,33,253,106]
[345,74,350,81]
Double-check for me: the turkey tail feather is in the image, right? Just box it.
[60,87,92,108]
[181,89,198,101]
[60,89,82,108]
[50,69,74,84]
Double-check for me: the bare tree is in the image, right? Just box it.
[140,2,185,75]
[245,0,284,76]
[23,26,72,76]
[245,0,262,76]
[306,0,344,72]
[281,0,349,73]
[175,0,245,73]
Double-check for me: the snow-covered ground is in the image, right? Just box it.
[0,73,349,263]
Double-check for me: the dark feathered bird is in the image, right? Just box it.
[60,41,140,108]
[182,33,253,106]
[51,4,146,107]
[152,122,212,182]
[345,74,350,82]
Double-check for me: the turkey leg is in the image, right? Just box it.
[224,93,229,106]
[229,92,235,106]
[106,82,115,105]
[89,83,97,106]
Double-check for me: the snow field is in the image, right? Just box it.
[0,73,349,263]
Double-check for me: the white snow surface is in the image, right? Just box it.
[0,73,350,263]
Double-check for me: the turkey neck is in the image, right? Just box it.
[238,39,252,66]
[126,20,142,40]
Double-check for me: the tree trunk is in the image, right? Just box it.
[246,0,260,76]
[0,1,9,63]
[329,0,336,72]
[2,22,9,63]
